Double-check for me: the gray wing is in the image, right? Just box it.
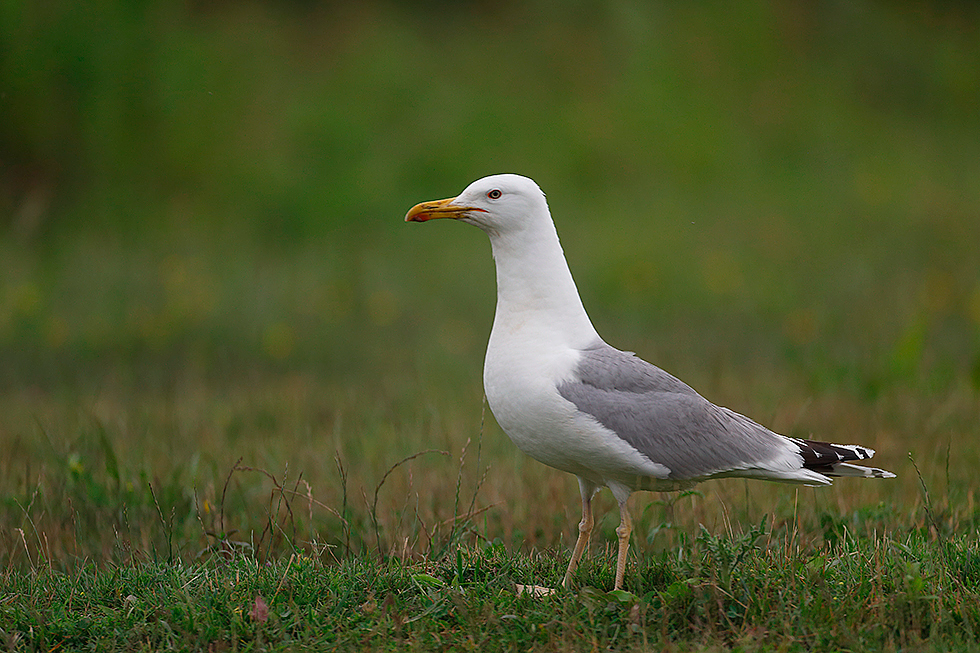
[569,341,700,396]
[557,342,791,480]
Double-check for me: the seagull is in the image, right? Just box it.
[406,174,895,591]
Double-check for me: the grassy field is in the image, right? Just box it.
[3,529,979,651]
[3,0,980,650]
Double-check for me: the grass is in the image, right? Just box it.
[2,0,980,649]
[3,518,979,651]
[1,368,978,650]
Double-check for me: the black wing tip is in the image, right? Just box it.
[793,438,894,478]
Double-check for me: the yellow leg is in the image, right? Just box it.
[614,500,633,591]
[562,480,596,589]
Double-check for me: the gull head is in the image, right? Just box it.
[405,174,548,237]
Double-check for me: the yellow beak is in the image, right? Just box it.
[405,197,479,222]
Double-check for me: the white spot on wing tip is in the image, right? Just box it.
[832,443,876,459]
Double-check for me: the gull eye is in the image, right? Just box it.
[487,189,502,200]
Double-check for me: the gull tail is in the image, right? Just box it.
[791,438,896,479]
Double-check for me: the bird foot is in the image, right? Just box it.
[516,584,557,597]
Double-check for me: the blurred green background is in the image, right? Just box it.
[3,0,979,388]
[1,0,979,562]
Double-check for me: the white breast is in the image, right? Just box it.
[483,326,671,485]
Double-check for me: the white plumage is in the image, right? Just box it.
[407,174,894,591]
